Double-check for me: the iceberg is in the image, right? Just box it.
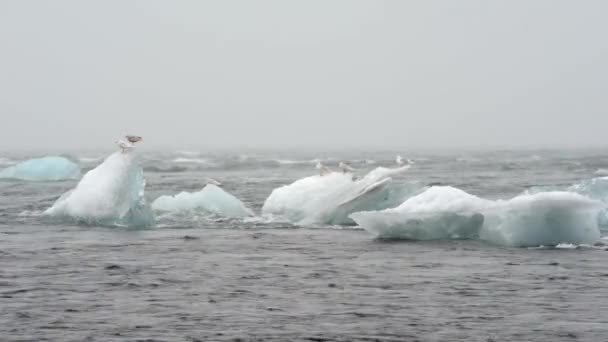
[351,186,602,247]
[44,151,154,227]
[595,169,608,177]
[262,166,416,225]
[568,176,608,203]
[151,184,254,218]
[0,156,80,181]
[528,176,608,229]
[567,177,608,228]
[482,191,601,247]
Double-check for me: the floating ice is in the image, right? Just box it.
[351,186,602,247]
[262,166,416,225]
[44,152,154,227]
[568,176,608,201]
[482,191,601,247]
[0,156,80,181]
[567,176,608,228]
[152,184,254,218]
[555,243,578,249]
[176,150,200,156]
[594,169,608,177]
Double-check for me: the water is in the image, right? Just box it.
[1,149,608,341]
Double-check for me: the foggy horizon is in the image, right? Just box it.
[1,1,607,151]
[2,2,608,338]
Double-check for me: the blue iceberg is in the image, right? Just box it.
[0,156,81,181]
[44,151,154,227]
[568,177,608,228]
[351,186,602,247]
[530,176,608,229]
[152,184,253,218]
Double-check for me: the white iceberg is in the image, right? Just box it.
[0,156,80,181]
[262,166,415,225]
[151,184,254,218]
[351,186,602,247]
[44,151,154,227]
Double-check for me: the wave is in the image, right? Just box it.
[456,156,483,163]
[144,165,188,173]
[351,186,602,247]
[172,157,213,164]
[176,150,200,156]
[79,156,104,163]
[273,159,318,165]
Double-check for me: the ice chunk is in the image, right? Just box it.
[44,151,154,227]
[527,176,608,229]
[567,177,608,229]
[568,176,608,201]
[595,169,608,177]
[262,166,416,225]
[351,186,602,247]
[151,184,254,218]
[0,156,80,181]
[481,191,601,247]
[351,187,489,240]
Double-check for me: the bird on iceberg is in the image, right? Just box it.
[206,177,222,186]
[316,161,332,176]
[116,135,143,153]
[338,162,355,173]
[396,155,414,166]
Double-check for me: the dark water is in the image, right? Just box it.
[1,150,608,341]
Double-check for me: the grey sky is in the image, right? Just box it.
[1,0,607,151]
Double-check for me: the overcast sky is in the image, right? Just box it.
[1,0,607,151]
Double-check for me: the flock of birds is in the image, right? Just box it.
[115,134,413,180]
[116,135,143,153]
[316,155,414,176]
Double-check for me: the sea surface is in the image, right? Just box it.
[1,149,608,341]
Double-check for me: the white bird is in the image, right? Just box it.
[206,177,222,186]
[338,162,355,173]
[316,161,331,176]
[116,135,143,153]
[396,155,414,166]
[396,155,405,166]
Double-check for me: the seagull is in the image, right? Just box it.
[126,135,143,143]
[396,155,414,166]
[116,135,143,153]
[396,155,405,166]
[338,162,355,173]
[316,161,331,176]
[206,177,222,186]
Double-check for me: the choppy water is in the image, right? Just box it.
[1,149,608,341]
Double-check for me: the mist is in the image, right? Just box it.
[1,0,607,151]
